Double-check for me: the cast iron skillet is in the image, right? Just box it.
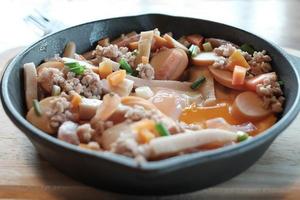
[1,14,300,195]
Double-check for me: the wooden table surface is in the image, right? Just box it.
[1,0,300,199]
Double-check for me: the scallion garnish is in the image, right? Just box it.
[33,99,42,116]
[278,80,284,86]
[202,42,213,52]
[240,43,255,55]
[190,76,206,90]
[65,62,85,75]
[188,44,200,57]
[155,123,170,137]
[237,131,249,142]
[119,58,133,74]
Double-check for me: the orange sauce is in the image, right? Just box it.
[180,99,277,136]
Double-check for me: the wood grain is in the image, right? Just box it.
[0,48,299,200]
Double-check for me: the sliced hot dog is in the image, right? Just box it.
[231,91,271,121]
[208,66,245,90]
[150,48,188,80]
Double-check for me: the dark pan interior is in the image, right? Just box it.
[1,14,300,195]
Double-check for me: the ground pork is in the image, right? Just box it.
[57,121,79,145]
[256,73,284,113]
[76,123,95,143]
[212,56,228,69]
[248,50,272,76]
[213,43,237,57]
[136,63,155,80]
[45,96,76,129]
[52,68,103,99]
[94,44,136,67]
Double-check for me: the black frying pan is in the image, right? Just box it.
[1,14,300,195]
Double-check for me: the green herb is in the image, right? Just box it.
[155,123,170,137]
[190,76,206,89]
[237,131,249,142]
[188,44,200,57]
[240,43,255,55]
[278,80,284,86]
[202,42,213,52]
[119,58,133,74]
[65,62,85,75]
[33,99,42,116]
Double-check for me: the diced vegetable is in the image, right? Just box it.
[232,65,247,85]
[33,99,42,116]
[51,85,61,96]
[208,66,245,90]
[91,93,121,127]
[63,41,76,58]
[119,58,133,74]
[107,70,126,87]
[155,123,170,137]
[135,86,154,99]
[186,34,204,47]
[98,63,113,79]
[190,76,206,90]
[188,44,201,57]
[79,98,102,120]
[153,35,171,49]
[226,50,250,71]
[64,62,85,75]
[278,80,284,86]
[138,130,156,144]
[237,131,249,142]
[128,41,138,50]
[202,42,213,52]
[135,30,154,65]
[141,56,149,64]
[191,52,221,67]
[71,92,82,109]
[23,62,38,110]
[240,44,255,55]
[109,78,134,97]
[231,91,271,121]
[146,129,237,158]
[163,33,189,52]
[132,119,156,133]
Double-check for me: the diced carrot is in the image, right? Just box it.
[245,72,276,91]
[153,35,171,49]
[128,41,138,50]
[141,56,149,64]
[107,70,126,87]
[138,129,156,144]
[98,63,113,79]
[232,65,247,85]
[163,34,188,52]
[186,34,204,47]
[163,34,176,48]
[226,50,250,71]
[71,92,82,109]
[131,119,156,132]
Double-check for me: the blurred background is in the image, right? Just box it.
[0,0,299,53]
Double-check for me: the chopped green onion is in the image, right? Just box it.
[119,58,133,74]
[155,123,170,137]
[64,62,85,75]
[240,43,255,55]
[278,80,284,86]
[188,44,200,57]
[237,131,249,142]
[51,85,61,96]
[190,76,206,90]
[202,42,213,52]
[33,99,42,116]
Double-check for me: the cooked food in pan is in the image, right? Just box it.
[24,29,284,161]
